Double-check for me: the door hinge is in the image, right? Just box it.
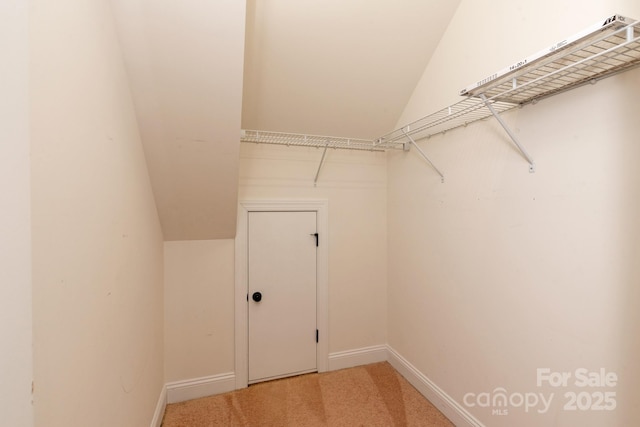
[316,329,319,343]
[312,233,319,247]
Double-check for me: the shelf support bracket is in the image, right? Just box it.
[480,94,535,173]
[314,143,329,186]
[401,129,445,183]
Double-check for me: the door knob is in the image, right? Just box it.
[252,291,262,302]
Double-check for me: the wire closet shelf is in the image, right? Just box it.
[376,14,640,148]
[240,130,389,152]
[241,14,640,155]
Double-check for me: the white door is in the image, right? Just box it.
[248,211,317,383]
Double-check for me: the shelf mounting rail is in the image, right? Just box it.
[241,14,640,181]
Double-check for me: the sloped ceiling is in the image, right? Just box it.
[111,0,460,240]
[242,0,461,140]
[110,0,246,241]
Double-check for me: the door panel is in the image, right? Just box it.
[248,211,317,383]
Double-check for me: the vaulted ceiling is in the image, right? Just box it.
[110,0,461,240]
[242,0,461,140]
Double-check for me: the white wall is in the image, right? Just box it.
[388,1,640,426]
[163,144,388,384]
[239,144,388,353]
[164,240,235,382]
[0,1,33,425]
[30,0,164,425]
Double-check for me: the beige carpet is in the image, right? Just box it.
[162,362,454,426]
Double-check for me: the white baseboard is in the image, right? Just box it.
[328,344,388,371]
[156,347,483,426]
[150,385,166,427]
[166,372,236,404]
[386,346,485,427]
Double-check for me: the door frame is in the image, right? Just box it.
[235,199,329,389]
